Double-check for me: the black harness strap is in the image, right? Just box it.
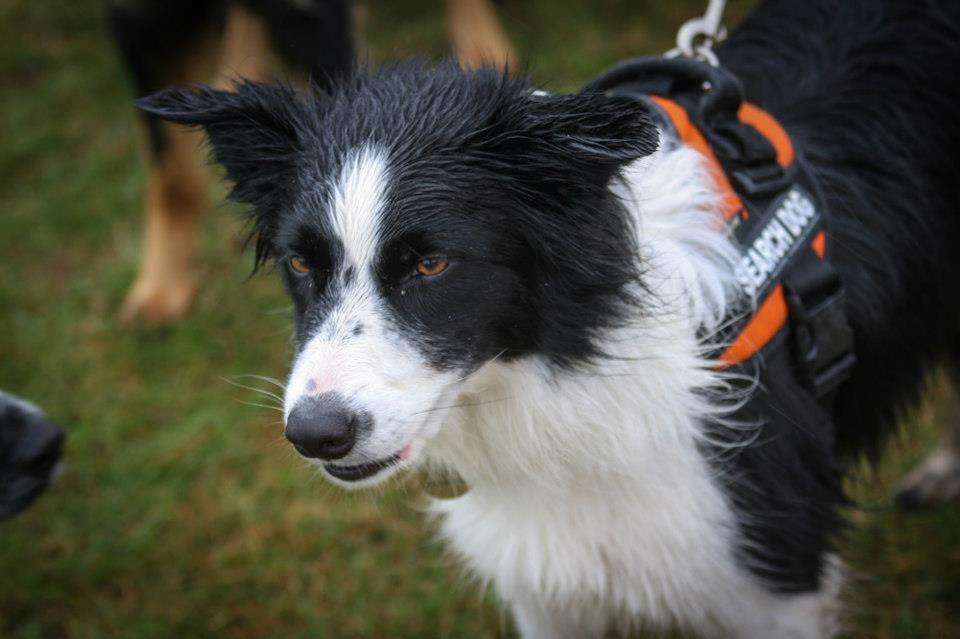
[586,57,856,406]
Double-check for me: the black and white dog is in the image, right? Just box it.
[139,0,960,636]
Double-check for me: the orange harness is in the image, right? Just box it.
[650,95,825,367]
[586,57,855,402]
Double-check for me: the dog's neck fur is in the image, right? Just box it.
[424,139,738,491]
[416,140,807,633]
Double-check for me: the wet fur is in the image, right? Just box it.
[138,0,960,635]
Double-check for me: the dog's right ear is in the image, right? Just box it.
[138,81,310,263]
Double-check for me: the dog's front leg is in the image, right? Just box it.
[510,594,609,639]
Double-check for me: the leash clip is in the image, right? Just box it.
[665,0,728,67]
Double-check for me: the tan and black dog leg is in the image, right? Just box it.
[445,0,516,70]
[895,366,960,508]
[122,120,210,324]
[236,0,352,89]
[108,0,226,324]
[129,5,277,323]
[213,2,272,89]
[110,0,352,324]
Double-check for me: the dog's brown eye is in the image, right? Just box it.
[416,256,448,277]
[289,256,311,274]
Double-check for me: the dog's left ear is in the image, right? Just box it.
[137,81,312,264]
[521,91,659,184]
[136,81,307,208]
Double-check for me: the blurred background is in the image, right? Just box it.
[1,0,959,637]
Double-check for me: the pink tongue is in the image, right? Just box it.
[399,444,412,461]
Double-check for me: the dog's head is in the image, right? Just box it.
[0,391,64,520]
[140,62,657,487]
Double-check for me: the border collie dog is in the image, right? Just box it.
[141,0,960,636]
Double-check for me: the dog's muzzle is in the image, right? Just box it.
[0,394,64,521]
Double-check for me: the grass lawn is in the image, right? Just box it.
[1,0,958,637]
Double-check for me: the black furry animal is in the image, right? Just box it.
[0,391,63,521]
[136,0,960,636]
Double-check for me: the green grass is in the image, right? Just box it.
[1,0,958,637]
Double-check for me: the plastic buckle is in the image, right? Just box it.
[731,164,795,197]
[786,277,856,400]
[812,350,857,399]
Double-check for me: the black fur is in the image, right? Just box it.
[702,344,847,593]
[137,0,960,602]
[700,0,960,592]
[138,62,659,368]
[239,0,353,85]
[106,0,227,157]
[721,0,960,458]
[106,0,352,158]
[0,392,63,521]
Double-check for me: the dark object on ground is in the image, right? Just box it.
[0,391,64,521]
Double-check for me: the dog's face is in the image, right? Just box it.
[141,63,656,487]
[272,142,540,486]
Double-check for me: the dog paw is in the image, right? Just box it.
[118,272,197,325]
[894,445,960,510]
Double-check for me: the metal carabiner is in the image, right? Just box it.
[664,0,728,67]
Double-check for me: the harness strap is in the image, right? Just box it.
[737,103,794,168]
[649,95,808,366]
[783,245,857,401]
[650,95,745,222]
[587,56,856,403]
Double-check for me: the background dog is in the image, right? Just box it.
[108,0,515,324]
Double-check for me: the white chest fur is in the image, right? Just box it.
[420,142,837,637]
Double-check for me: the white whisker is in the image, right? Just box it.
[235,399,285,413]
[221,376,285,404]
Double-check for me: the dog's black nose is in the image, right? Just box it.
[285,393,358,460]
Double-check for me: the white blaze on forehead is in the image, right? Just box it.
[329,145,389,269]
[281,145,466,470]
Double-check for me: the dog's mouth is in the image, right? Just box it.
[323,445,412,482]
